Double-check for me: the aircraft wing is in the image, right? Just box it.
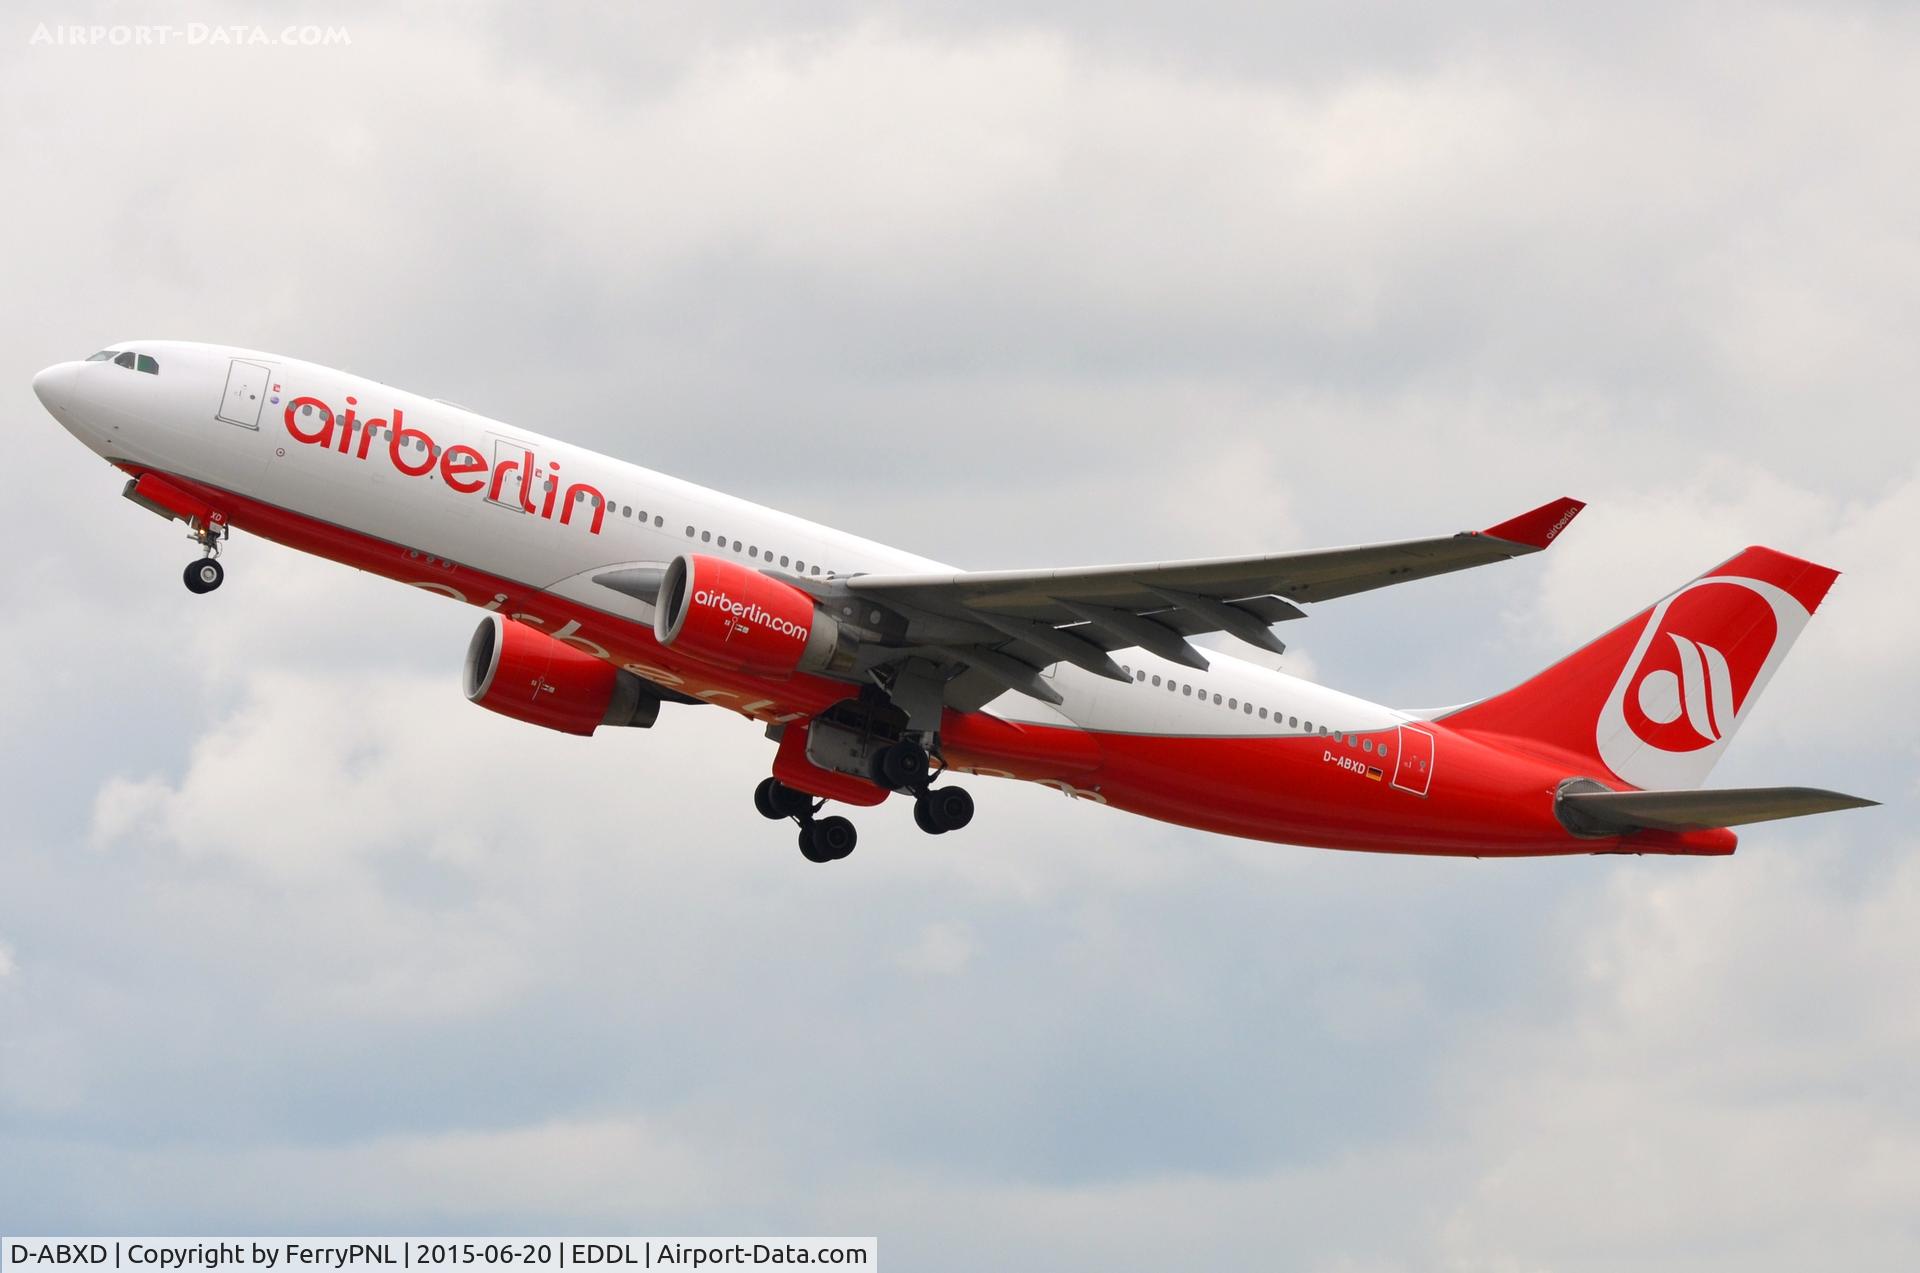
[830,497,1585,702]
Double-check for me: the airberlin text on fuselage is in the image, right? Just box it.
[283,395,606,534]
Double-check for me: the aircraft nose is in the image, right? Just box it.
[32,361,78,415]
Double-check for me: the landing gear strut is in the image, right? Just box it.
[755,776,857,863]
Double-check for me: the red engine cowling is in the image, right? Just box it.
[463,613,661,735]
[654,553,848,677]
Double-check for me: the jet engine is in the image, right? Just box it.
[653,553,854,677]
[464,613,662,735]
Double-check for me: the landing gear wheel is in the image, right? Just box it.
[799,815,857,862]
[756,778,817,821]
[183,558,224,594]
[798,825,835,863]
[915,786,974,834]
[754,777,783,820]
[871,739,929,790]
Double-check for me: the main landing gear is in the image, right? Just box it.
[755,776,858,863]
[753,752,976,865]
[182,519,227,595]
[869,738,975,836]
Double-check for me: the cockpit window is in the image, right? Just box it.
[87,350,119,362]
[113,352,135,369]
[136,354,158,374]
[106,350,159,374]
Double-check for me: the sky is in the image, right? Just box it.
[2,1,1917,1267]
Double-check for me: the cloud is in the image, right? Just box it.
[2,2,1917,1267]
[899,921,976,976]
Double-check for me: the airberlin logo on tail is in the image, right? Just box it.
[282,393,606,535]
[1595,575,1810,788]
[1639,632,1738,746]
[693,588,811,641]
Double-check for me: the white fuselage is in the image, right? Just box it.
[37,340,1404,747]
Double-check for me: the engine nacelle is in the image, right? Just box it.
[653,553,851,677]
[463,613,660,736]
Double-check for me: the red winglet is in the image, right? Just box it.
[1482,496,1586,550]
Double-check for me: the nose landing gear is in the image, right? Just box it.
[182,519,227,594]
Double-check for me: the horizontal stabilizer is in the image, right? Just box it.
[1557,785,1877,836]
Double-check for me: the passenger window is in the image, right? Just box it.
[136,354,159,374]
[1136,670,1146,682]
[1152,675,1161,686]
[654,516,663,527]
[686,526,695,537]
[749,547,759,558]
[1290,716,1298,728]
[1258,707,1268,719]
[1213,693,1222,705]
[1182,684,1192,696]
[781,555,790,567]
[701,531,711,542]
[1304,720,1312,732]
[1243,702,1252,714]
[1363,739,1373,753]
[1379,747,1390,762]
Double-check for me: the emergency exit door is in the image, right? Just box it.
[216,359,272,429]
[1392,724,1435,797]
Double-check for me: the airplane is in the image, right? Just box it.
[32,340,1875,863]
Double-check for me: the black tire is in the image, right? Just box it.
[813,815,857,860]
[924,786,974,833]
[183,559,224,594]
[768,781,813,819]
[754,777,782,820]
[913,798,946,835]
[798,824,835,863]
[873,739,929,790]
